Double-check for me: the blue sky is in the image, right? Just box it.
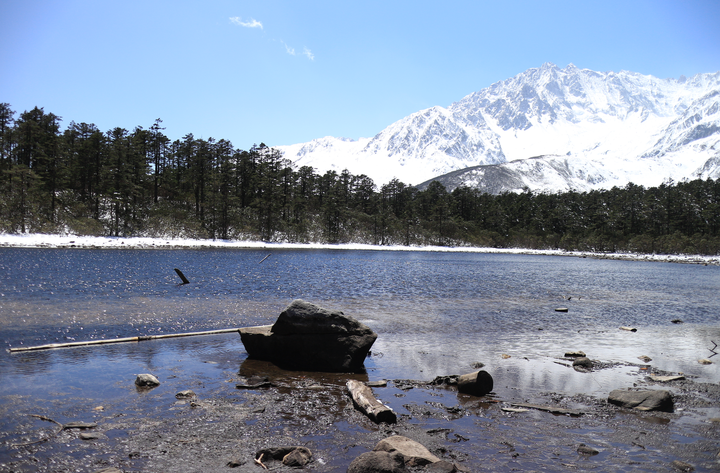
[2,0,719,150]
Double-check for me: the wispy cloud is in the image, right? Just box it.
[229,17,263,29]
[303,47,315,61]
[282,41,296,56]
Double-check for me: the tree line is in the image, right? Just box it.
[1,103,719,255]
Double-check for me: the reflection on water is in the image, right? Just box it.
[1,248,719,401]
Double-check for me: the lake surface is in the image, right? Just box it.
[1,248,719,467]
[2,248,720,380]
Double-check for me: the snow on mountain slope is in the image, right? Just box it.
[277,63,720,193]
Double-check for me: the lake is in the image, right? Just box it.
[1,247,719,470]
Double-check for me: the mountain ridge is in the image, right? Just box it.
[277,63,720,193]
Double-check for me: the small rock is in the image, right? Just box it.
[577,444,599,455]
[93,468,123,473]
[471,361,485,369]
[426,460,458,472]
[226,459,246,468]
[501,354,511,359]
[79,432,101,440]
[649,375,685,382]
[282,447,313,467]
[556,307,569,312]
[93,406,104,411]
[638,355,652,362]
[63,421,97,430]
[565,350,586,358]
[256,446,309,462]
[671,459,694,471]
[620,326,637,332]
[374,435,440,467]
[608,389,674,412]
[175,390,196,399]
[671,319,684,324]
[429,375,458,386]
[347,451,408,473]
[572,357,593,370]
[367,380,388,387]
[698,359,713,365]
[236,376,272,389]
[135,373,160,388]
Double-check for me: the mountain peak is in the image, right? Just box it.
[277,64,720,193]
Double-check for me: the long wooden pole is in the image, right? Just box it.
[7,328,242,353]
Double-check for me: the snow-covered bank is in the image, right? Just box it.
[1,233,718,265]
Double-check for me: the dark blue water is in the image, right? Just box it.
[1,248,719,471]
[1,247,719,392]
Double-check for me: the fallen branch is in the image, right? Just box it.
[346,380,396,423]
[510,403,584,416]
[709,340,718,357]
[258,254,271,264]
[8,327,243,353]
[11,415,63,447]
[254,453,268,470]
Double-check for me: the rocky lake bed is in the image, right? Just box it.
[2,347,719,472]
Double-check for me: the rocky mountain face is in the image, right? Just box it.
[277,63,720,193]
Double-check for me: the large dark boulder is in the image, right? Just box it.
[239,300,377,372]
[608,389,674,412]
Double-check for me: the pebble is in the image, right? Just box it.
[565,350,586,358]
[671,459,694,471]
[577,444,599,455]
[135,373,160,387]
[176,390,196,399]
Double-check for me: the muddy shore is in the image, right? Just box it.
[2,354,719,473]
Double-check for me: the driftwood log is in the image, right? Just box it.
[457,370,494,396]
[346,380,396,424]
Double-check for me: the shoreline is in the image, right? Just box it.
[1,232,718,265]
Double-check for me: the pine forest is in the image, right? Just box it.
[1,104,720,255]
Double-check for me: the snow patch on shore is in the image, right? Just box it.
[1,233,718,265]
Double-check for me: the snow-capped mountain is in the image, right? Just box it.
[277,63,720,193]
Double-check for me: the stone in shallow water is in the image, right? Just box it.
[347,451,408,473]
[239,299,377,372]
[135,373,160,388]
[572,357,593,370]
[374,435,440,467]
[577,444,599,455]
[608,389,674,412]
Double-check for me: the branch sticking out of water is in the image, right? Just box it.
[174,268,190,284]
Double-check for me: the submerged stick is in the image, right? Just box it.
[7,328,242,353]
[11,415,63,447]
[174,268,190,284]
[258,254,271,264]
